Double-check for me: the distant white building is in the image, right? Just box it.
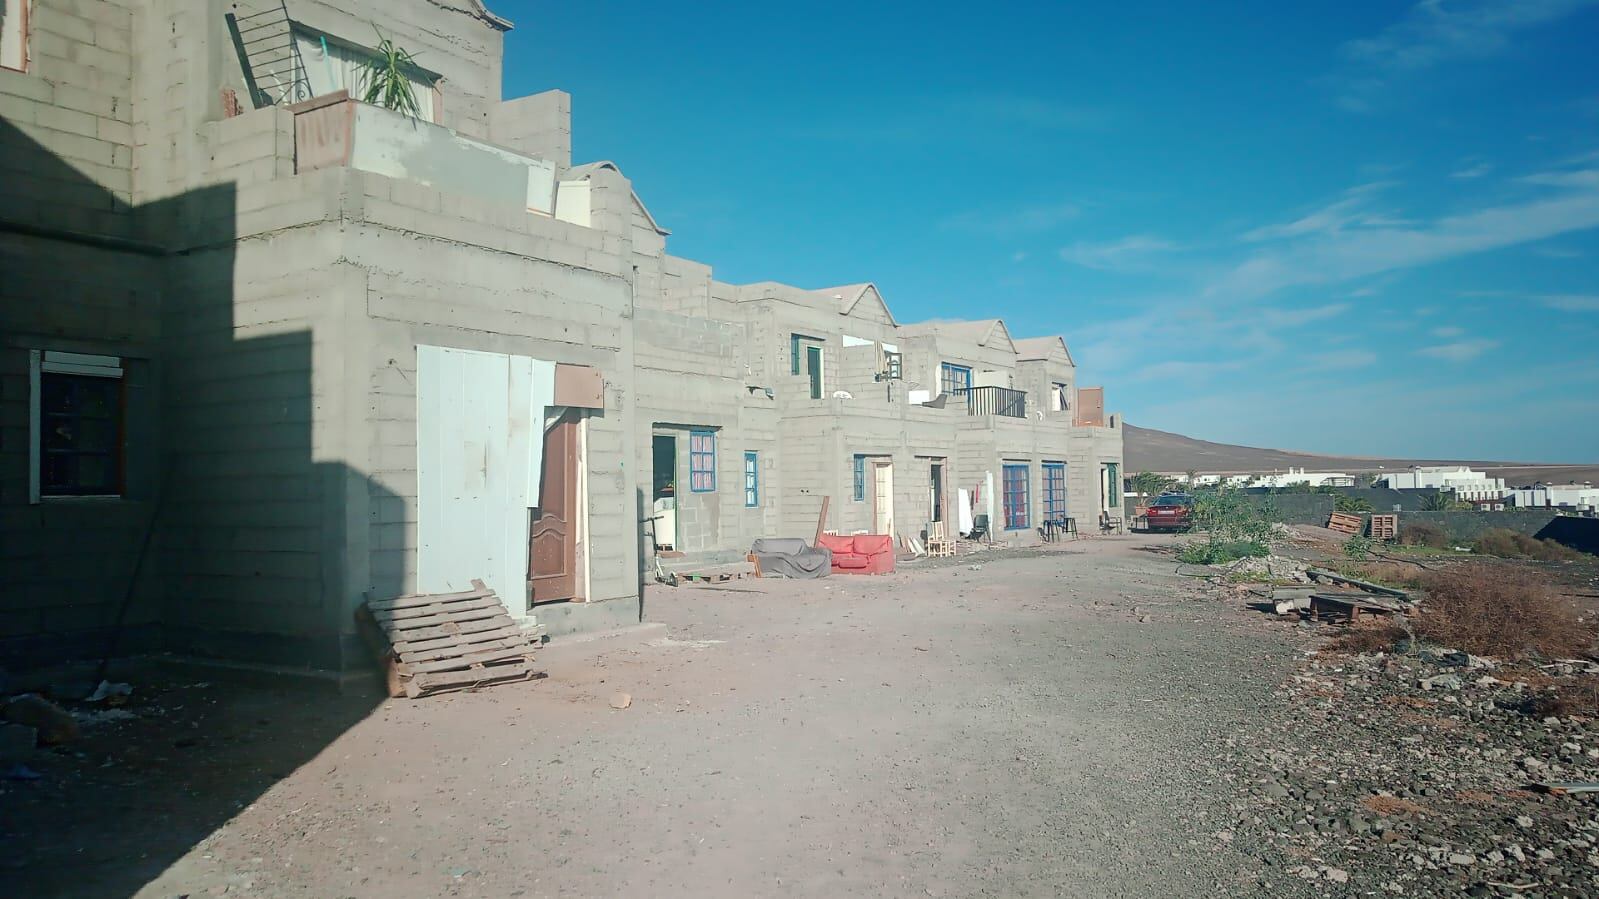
[1251,468,1357,489]
[1511,484,1598,512]
[1383,466,1507,502]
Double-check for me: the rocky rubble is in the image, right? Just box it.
[1232,646,1599,896]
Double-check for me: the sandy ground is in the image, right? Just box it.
[5,535,1307,898]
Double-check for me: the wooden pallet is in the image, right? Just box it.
[673,562,754,584]
[1369,513,1398,541]
[1327,511,1364,536]
[358,580,544,699]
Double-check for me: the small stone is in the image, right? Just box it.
[1521,756,1547,771]
[609,692,632,710]
[1263,782,1290,800]
[1515,815,1535,829]
[1537,848,1557,861]
[1324,867,1349,884]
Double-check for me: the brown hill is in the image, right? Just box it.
[1123,424,1599,488]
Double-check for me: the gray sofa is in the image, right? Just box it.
[749,538,831,579]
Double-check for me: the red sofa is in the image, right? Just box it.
[816,534,895,575]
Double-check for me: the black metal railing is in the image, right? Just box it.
[956,386,1027,418]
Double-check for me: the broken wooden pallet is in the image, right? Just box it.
[1326,511,1364,536]
[1369,513,1399,541]
[358,579,544,699]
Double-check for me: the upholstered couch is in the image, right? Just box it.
[815,533,895,575]
[748,538,831,579]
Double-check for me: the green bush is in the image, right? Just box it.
[1472,528,1580,562]
[1399,520,1450,549]
[1177,486,1278,566]
[1343,534,1375,559]
[1335,495,1374,513]
[1178,540,1269,565]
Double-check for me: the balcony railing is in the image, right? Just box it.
[956,386,1027,418]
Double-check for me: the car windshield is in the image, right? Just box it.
[1152,494,1192,505]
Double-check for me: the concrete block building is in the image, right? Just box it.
[0,0,1122,675]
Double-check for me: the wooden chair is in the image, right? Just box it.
[925,520,957,557]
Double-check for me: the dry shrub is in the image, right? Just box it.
[1327,622,1407,654]
[1412,566,1596,659]
[1399,521,1450,549]
[1354,561,1427,590]
[1525,679,1599,719]
[1472,528,1581,562]
[1362,795,1430,817]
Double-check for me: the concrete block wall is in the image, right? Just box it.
[490,89,570,170]
[250,0,507,139]
[0,0,136,238]
[157,171,356,667]
[346,169,641,629]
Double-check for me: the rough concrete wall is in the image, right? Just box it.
[157,170,358,669]
[0,0,136,236]
[263,0,505,138]
[0,0,161,667]
[347,170,640,629]
[490,89,570,169]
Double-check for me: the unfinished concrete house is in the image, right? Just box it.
[0,0,1122,677]
[632,279,1125,571]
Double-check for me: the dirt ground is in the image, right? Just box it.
[5,536,1310,898]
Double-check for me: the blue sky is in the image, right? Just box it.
[502,1,1599,462]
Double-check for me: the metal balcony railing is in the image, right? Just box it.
[956,386,1027,418]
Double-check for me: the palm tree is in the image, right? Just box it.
[361,29,425,118]
[1420,491,1457,511]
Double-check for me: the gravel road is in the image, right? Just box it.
[10,537,1323,897]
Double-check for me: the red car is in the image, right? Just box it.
[1143,493,1194,532]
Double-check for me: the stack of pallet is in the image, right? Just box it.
[1369,513,1399,541]
[357,579,543,698]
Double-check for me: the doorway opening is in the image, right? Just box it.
[651,434,678,551]
[872,460,894,536]
[929,460,946,524]
[528,410,581,605]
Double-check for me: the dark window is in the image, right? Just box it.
[852,454,866,502]
[939,362,972,397]
[689,430,716,492]
[1003,463,1029,530]
[39,371,123,496]
[1043,462,1067,519]
[744,451,759,507]
[884,351,902,379]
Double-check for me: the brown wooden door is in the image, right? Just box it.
[528,411,579,603]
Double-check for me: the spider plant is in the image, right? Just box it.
[361,28,425,118]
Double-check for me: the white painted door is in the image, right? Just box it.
[873,462,894,535]
[416,346,554,618]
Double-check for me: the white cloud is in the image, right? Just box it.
[1206,177,1599,300]
[1431,325,1466,338]
[1307,349,1379,371]
[1522,168,1599,189]
[1542,294,1599,312]
[1451,161,1494,179]
[1260,303,1351,327]
[1418,338,1500,361]
[1332,0,1599,109]
[1059,235,1178,270]
[942,202,1080,236]
[1343,0,1598,71]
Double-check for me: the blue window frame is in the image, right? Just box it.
[939,362,972,397]
[744,451,759,507]
[1002,463,1030,530]
[1043,462,1067,520]
[689,430,716,492]
[852,454,866,501]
